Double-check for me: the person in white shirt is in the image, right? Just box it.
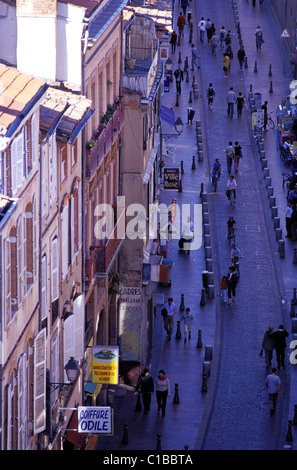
[198,17,206,42]
[227,87,236,118]
[226,174,237,201]
[182,216,194,254]
[162,298,177,341]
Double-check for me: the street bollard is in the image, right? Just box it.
[181,160,184,175]
[176,93,179,107]
[254,60,257,72]
[184,445,189,450]
[202,270,208,291]
[276,228,282,241]
[205,246,212,260]
[269,80,273,93]
[292,288,297,305]
[200,289,206,307]
[244,56,248,69]
[269,196,276,207]
[268,64,272,76]
[207,271,214,285]
[203,223,210,235]
[290,300,296,318]
[278,240,285,259]
[200,183,204,198]
[189,91,192,103]
[286,420,293,442]
[205,345,213,361]
[293,405,297,426]
[179,293,185,311]
[263,167,270,177]
[156,434,162,450]
[203,361,211,377]
[122,422,129,444]
[201,373,208,393]
[197,329,203,348]
[178,52,182,64]
[267,186,273,197]
[201,192,207,203]
[173,383,180,404]
[273,217,280,229]
[135,391,142,411]
[204,234,211,247]
[184,56,188,71]
[178,178,183,192]
[261,158,268,169]
[271,206,278,218]
[293,249,297,264]
[292,318,297,333]
[207,285,214,299]
[192,156,196,170]
[202,202,208,213]
[186,70,189,83]
[175,320,182,339]
[206,258,213,271]
[265,176,272,187]
[202,212,209,224]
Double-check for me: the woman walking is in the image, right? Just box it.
[156,370,170,417]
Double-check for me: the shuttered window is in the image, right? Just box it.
[31,113,37,168]
[11,128,26,195]
[41,254,47,321]
[63,293,84,382]
[61,202,69,280]
[4,237,11,328]
[49,134,57,206]
[51,236,59,302]
[33,329,46,435]
[17,353,28,450]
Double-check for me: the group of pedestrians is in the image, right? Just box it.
[224,140,243,174]
[260,325,289,415]
[136,367,170,417]
[161,297,195,343]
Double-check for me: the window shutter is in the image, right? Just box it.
[51,335,60,404]
[11,140,17,195]
[41,254,47,321]
[32,194,37,280]
[17,353,28,450]
[33,329,46,435]
[7,381,13,450]
[4,237,11,328]
[61,203,69,279]
[17,215,23,306]
[78,181,82,248]
[70,196,75,263]
[31,114,37,167]
[51,237,59,301]
[49,135,57,206]
[16,129,24,189]
[63,315,74,382]
[22,214,27,299]
[73,293,84,362]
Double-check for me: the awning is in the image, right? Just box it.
[160,105,176,126]
[65,410,86,449]
[143,132,160,184]
[84,372,102,397]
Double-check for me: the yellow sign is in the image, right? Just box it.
[91,346,119,384]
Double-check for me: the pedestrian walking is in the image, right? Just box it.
[181,0,189,17]
[265,368,281,416]
[182,216,194,254]
[136,368,154,414]
[255,25,264,51]
[170,30,177,53]
[225,45,233,70]
[236,92,245,118]
[261,326,275,369]
[291,205,297,240]
[174,66,183,95]
[156,370,170,417]
[237,45,246,71]
[205,19,212,43]
[191,44,200,70]
[285,202,293,238]
[227,87,236,118]
[198,17,206,42]
[220,275,228,303]
[227,265,238,305]
[234,141,242,173]
[219,26,226,47]
[273,325,289,369]
[177,12,186,39]
[207,83,215,110]
[223,54,230,77]
[225,31,232,47]
[211,32,219,55]
[261,100,268,131]
[181,307,195,342]
[162,297,177,341]
[224,141,235,173]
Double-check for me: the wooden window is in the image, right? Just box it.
[0,151,6,194]
[6,372,17,449]
[63,293,84,382]
[31,113,38,168]
[33,329,46,435]
[32,194,37,280]
[9,226,17,314]
[50,335,60,405]
[25,203,33,289]
[11,128,26,195]
[4,237,11,328]
[17,214,26,304]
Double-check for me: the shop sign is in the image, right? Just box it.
[78,406,113,434]
[164,168,179,189]
[91,345,119,384]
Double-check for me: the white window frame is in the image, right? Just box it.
[51,236,59,302]
[33,329,46,435]
[41,253,48,321]
[31,113,38,168]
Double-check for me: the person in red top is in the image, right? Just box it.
[177,12,186,38]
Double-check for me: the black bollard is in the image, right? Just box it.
[184,56,188,71]
[135,391,142,411]
[156,434,162,450]
[175,320,182,339]
[201,372,208,393]
[178,52,182,64]
[254,60,257,73]
[293,288,297,304]
[200,183,204,198]
[268,64,272,76]
[290,300,296,318]
[293,405,297,426]
[244,57,248,69]
[192,75,195,87]
[186,70,189,83]
[269,80,273,94]
[176,93,179,107]
[184,445,189,450]
[196,329,203,348]
[173,383,180,404]
[286,420,293,442]
[179,293,185,311]
[293,249,297,264]
[181,160,184,175]
[189,91,192,103]
[192,156,196,170]
[122,422,129,444]
[178,178,183,192]
[200,288,206,306]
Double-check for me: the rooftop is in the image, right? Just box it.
[0,194,17,226]
[0,64,47,137]
[123,0,173,31]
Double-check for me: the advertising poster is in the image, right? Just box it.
[91,346,119,384]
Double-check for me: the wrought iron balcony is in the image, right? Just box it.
[86,102,124,179]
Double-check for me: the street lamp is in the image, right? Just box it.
[49,357,80,391]
[174,117,184,135]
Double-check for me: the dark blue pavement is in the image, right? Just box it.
[95,0,297,452]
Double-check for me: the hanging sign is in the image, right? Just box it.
[281,29,290,38]
[91,346,119,384]
[78,406,113,434]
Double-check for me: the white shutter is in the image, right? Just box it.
[7,381,13,450]
[78,181,82,248]
[32,194,37,279]
[31,114,37,167]
[49,135,57,206]
[22,214,27,298]
[16,129,24,189]
[33,328,46,435]
[41,145,47,218]
[11,139,17,195]
[73,293,84,362]
[70,196,75,264]
[61,203,69,280]
[17,353,28,450]
[51,237,59,301]
[41,254,47,321]
[63,315,74,382]
[17,215,23,306]
[4,237,11,328]
[51,335,60,404]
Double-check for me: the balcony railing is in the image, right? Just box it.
[86,103,124,179]
[85,206,126,286]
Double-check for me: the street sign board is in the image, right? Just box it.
[78,406,113,434]
[164,168,179,189]
[281,29,290,38]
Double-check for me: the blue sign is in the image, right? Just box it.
[164,75,170,93]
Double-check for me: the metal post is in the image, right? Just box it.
[179,293,185,311]
[175,320,182,339]
[196,329,203,348]
[173,383,180,404]
[122,422,129,444]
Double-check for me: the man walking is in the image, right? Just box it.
[136,368,154,414]
[191,44,200,70]
[181,308,195,342]
[174,66,183,95]
[273,325,289,369]
[198,17,206,42]
[162,297,177,341]
[224,141,234,173]
[227,87,236,118]
[265,368,281,416]
[177,12,186,38]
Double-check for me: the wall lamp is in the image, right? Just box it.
[48,357,80,392]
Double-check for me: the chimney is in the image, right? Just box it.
[16,0,57,82]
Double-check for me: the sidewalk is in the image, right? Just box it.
[95,1,216,452]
